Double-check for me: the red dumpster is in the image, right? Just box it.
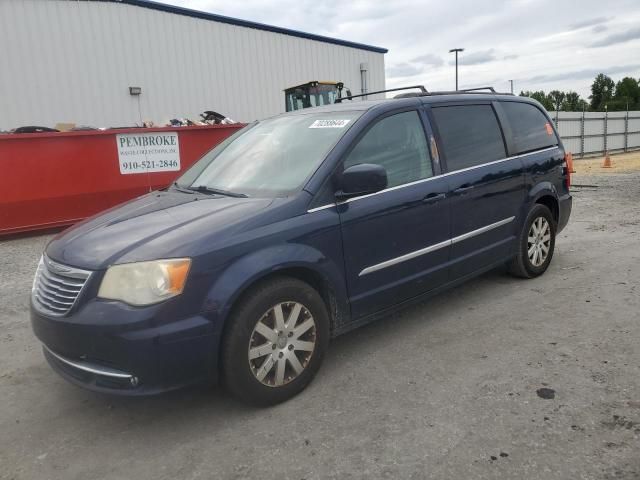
[0,124,243,236]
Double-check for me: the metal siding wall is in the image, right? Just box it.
[0,0,386,130]
[630,117,640,149]
[562,138,581,154]
[555,111,640,156]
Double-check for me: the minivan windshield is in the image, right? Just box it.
[176,111,362,197]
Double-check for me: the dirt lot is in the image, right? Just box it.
[573,150,640,175]
[1,153,639,480]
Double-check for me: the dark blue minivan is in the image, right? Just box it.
[31,90,572,405]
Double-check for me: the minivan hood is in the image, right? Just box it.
[46,191,275,270]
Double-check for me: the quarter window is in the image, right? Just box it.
[432,105,506,171]
[343,111,432,188]
[501,101,558,154]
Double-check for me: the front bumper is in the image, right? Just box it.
[43,344,140,391]
[31,299,220,395]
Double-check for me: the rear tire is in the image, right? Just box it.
[221,276,329,406]
[508,204,556,279]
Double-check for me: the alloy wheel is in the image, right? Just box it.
[527,217,551,267]
[248,302,316,387]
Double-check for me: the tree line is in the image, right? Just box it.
[520,74,640,112]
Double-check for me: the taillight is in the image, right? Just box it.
[563,152,574,189]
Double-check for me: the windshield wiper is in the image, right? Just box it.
[172,182,196,194]
[189,185,248,198]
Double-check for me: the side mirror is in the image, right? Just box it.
[337,164,387,199]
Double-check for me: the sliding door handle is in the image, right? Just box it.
[423,192,446,204]
[453,184,475,194]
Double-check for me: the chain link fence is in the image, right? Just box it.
[553,110,640,157]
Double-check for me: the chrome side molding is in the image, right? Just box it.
[360,239,451,276]
[359,216,515,276]
[450,217,515,245]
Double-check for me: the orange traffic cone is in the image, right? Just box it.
[602,152,612,168]
[566,152,576,173]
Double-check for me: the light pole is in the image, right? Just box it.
[509,79,514,94]
[449,48,464,90]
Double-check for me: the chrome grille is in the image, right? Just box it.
[32,256,92,317]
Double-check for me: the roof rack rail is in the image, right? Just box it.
[336,85,513,103]
[427,87,514,96]
[335,85,427,103]
[460,86,496,93]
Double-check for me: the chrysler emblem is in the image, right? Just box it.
[46,258,72,274]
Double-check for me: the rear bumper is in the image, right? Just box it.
[31,300,220,396]
[557,193,572,233]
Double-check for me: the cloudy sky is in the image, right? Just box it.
[161,0,640,98]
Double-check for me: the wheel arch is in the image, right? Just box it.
[207,244,349,339]
[527,182,560,223]
[535,195,559,223]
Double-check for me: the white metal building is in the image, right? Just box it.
[0,0,387,130]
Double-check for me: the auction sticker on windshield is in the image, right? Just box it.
[309,119,351,128]
[116,132,180,174]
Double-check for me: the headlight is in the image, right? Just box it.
[98,258,191,306]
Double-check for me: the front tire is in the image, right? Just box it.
[221,277,329,406]
[508,204,556,278]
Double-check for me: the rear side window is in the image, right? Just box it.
[431,105,506,171]
[501,101,558,154]
[343,110,432,188]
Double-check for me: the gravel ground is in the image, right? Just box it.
[573,150,640,175]
[1,166,639,480]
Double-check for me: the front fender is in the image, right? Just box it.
[205,243,348,328]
